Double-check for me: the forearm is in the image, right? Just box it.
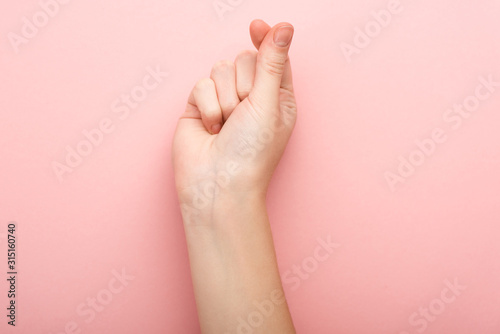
[181,191,295,333]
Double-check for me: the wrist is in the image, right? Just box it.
[178,185,266,227]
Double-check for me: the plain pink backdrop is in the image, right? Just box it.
[1,0,499,333]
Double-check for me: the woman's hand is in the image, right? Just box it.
[173,20,297,225]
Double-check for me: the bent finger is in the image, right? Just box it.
[189,78,223,134]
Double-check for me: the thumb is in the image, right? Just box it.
[250,23,294,111]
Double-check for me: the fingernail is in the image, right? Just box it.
[274,25,294,47]
[211,123,222,134]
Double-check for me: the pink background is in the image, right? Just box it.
[1,0,499,333]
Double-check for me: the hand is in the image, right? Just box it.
[173,20,297,222]
[172,20,298,333]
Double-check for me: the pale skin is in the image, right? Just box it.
[172,19,297,333]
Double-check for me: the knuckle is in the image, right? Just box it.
[212,60,234,74]
[236,50,257,62]
[195,78,214,92]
